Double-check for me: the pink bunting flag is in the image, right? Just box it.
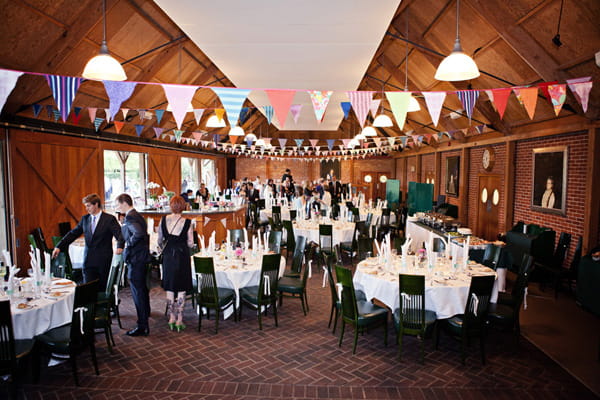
[265,89,296,129]
[547,84,567,116]
[341,139,351,148]
[290,104,302,124]
[385,92,411,130]
[162,84,199,129]
[309,139,319,148]
[566,77,593,113]
[346,91,373,128]
[490,88,511,119]
[422,91,446,127]
[307,91,333,122]
[193,109,205,125]
[0,70,23,112]
[278,138,287,148]
[370,98,381,117]
[88,107,97,123]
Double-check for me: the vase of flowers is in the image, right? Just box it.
[146,181,161,207]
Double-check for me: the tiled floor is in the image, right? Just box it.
[16,261,597,399]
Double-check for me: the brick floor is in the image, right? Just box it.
[15,258,597,400]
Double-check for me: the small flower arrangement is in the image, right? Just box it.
[234,248,243,258]
[146,181,161,201]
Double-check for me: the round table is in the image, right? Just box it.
[259,207,293,223]
[8,278,76,339]
[292,219,355,246]
[352,256,498,319]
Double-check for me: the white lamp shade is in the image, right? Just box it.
[82,53,127,81]
[354,132,366,140]
[206,114,226,128]
[362,126,377,137]
[243,132,256,141]
[348,138,360,148]
[373,114,393,127]
[434,50,480,81]
[408,95,421,112]
[228,126,245,136]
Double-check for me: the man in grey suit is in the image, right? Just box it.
[115,193,151,337]
[53,193,124,290]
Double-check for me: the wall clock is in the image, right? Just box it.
[482,146,495,171]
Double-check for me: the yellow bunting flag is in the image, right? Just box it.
[215,108,225,122]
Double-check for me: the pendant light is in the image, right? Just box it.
[373,81,394,127]
[82,0,127,81]
[403,10,420,111]
[361,126,377,137]
[435,0,480,81]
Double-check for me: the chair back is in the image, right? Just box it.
[27,234,37,251]
[32,227,51,253]
[248,203,259,226]
[58,221,72,237]
[51,236,72,279]
[365,213,373,228]
[335,265,358,323]
[554,232,571,267]
[268,230,282,254]
[482,244,501,270]
[0,301,17,375]
[380,209,391,226]
[432,238,446,253]
[300,244,316,288]
[331,203,340,220]
[257,254,281,303]
[282,220,296,253]
[194,257,219,307]
[520,253,534,275]
[229,229,245,247]
[272,206,282,225]
[333,244,342,265]
[103,256,122,301]
[357,237,374,261]
[510,269,530,309]
[258,199,266,210]
[350,207,360,222]
[325,257,338,304]
[290,236,307,275]
[570,235,583,277]
[289,210,297,221]
[70,280,99,346]
[398,274,426,331]
[463,275,495,332]
[436,195,446,207]
[319,224,333,254]
[191,202,200,210]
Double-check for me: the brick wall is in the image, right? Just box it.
[352,157,395,184]
[406,156,418,184]
[513,131,588,267]
[236,158,266,182]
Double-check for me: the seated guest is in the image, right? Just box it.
[180,189,194,204]
[196,183,210,203]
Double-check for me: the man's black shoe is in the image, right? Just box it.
[126,327,149,337]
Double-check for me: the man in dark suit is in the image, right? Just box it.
[52,193,124,290]
[115,193,151,337]
[246,182,260,204]
[329,176,342,203]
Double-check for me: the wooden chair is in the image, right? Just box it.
[95,257,123,353]
[194,257,237,334]
[267,230,282,254]
[239,254,281,330]
[278,245,315,316]
[283,235,306,278]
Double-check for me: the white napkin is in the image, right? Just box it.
[45,252,51,281]
[8,265,20,291]
[463,236,470,269]
[243,228,248,246]
[2,249,12,268]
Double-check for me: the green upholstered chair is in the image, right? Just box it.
[482,244,502,270]
[340,221,366,267]
[284,235,306,279]
[239,254,281,330]
[194,256,237,334]
[278,244,315,316]
[394,274,437,363]
[336,265,388,354]
[94,257,123,353]
[268,230,282,254]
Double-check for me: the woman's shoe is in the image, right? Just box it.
[168,322,176,331]
[175,323,186,332]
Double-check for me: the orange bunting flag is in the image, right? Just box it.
[547,84,567,116]
[113,120,124,133]
[265,89,296,129]
[229,135,240,145]
[385,91,411,130]
[513,87,538,120]
[490,88,512,119]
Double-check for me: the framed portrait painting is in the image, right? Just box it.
[531,146,567,215]
[445,156,460,197]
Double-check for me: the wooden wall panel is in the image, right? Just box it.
[148,153,181,194]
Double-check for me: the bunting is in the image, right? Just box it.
[113,120,124,133]
[134,124,144,137]
[121,108,129,120]
[456,90,480,123]
[93,117,103,132]
[309,139,319,148]
[346,91,373,127]
[104,108,111,122]
[173,129,184,142]
[513,87,538,120]
[385,91,411,130]
[72,107,83,125]
[294,139,303,148]
[326,139,335,151]
[32,104,42,118]
[538,81,558,104]
[103,80,136,121]
[0,70,22,112]
[290,104,302,123]
[88,107,97,123]
[340,101,351,119]
[211,87,251,127]
[278,138,287,148]
[193,108,205,125]
[370,98,381,118]
[162,84,198,129]
[265,89,295,129]
[154,109,165,124]
[45,74,82,122]
[52,109,61,122]
[422,91,446,127]
[490,88,511,119]
[138,109,146,121]
[566,77,593,112]
[307,90,333,122]
[547,84,567,116]
[153,127,163,138]
[263,105,274,125]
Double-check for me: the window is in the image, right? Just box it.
[181,157,200,193]
[104,150,147,206]
[201,158,217,193]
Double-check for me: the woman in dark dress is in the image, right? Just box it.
[159,195,193,332]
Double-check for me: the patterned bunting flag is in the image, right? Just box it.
[422,91,446,127]
[211,87,251,127]
[162,84,198,129]
[52,109,61,122]
[134,124,144,137]
[153,127,163,138]
[385,92,411,130]
[138,109,146,121]
[537,81,558,104]
[490,88,511,119]
[547,84,567,116]
[513,87,538,119]
[340,102,351,119]
[93,117,104,132]
[0,70,23,112]
[456,90,480,123]
[103,81,136,121]
[32,104,42,117]
[193,109,205,125]
[113,120,124,133]
[346,91,373,128]
[290,104,302,124]
[45,74,82,122]
[326,139,335,151]
[475,125,485,134]
[566,77,593,113]
[294,139,303,148]
[88,107,97,123]
[263,105,274,125]
[155,109,165,124]
[370,98,382,117]
[307,91,333,122]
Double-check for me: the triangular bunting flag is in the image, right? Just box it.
[513,87,538,119]
[134,124,144,137]
[215,108,225,122]
[385,92,411,130]
[192,131,203,141]
[370,98,381,118]
[155,109,165,124]
[326,139,335,151]
[399,136,408,147]
[71,107,82,125]
[211,87,251,127]
[112,120,124,133]
[346,91,373,128]
[475,124,485,134]
[537,81,558,104]
[246,138,253,147]
[309,139,319,148]
[307,90,333,122]
[290,104,302,123]
[173,129,184,142]
[485,90,495,109]
[263,105,274,125]
[230,135,239,145]
[153,127,163,138]
[490,88,511,119]
[88,107,97,123]
[32,104,42,117]
[278,138,287,148]
[45,105,53,118]
[265,90,296,129]
[162,84,198,129]
[93,117,104,132]
[566,77,593,113]
[138,109,146,121]
[387,137,395,146]
[547,84,567,116]
[103,108,110,122]
[340,102,351,119]
[102,80,136,121]
[341,139,351,148]
[373,137,382,147]
[423,91,446,127]
[121,108,129,120]
[456,90,480,123]
[294,139,303,148]
[45,74,82,122]
[0,70,23,112]
[193,109,205,125]
[52,109,61,122]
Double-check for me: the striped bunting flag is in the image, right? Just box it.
[93,117,104,132]
[263,105,274,124]
[45,74,82,122]
[346,91,373,128]
[456,90,480,123]
[211,87,251,127]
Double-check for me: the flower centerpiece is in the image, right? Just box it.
[146,181,161,206]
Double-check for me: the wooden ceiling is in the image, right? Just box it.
[1,0,598,149]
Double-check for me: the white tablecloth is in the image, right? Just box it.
[9,278,76,339]
[293,220,355,246]
[68,238,86,270]
[259,207,293,223]
[353,256,498,319]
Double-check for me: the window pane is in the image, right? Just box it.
[103,150,147,207]
[181,157,199,193]
[103,150,123,203]
[201,159,216,193]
